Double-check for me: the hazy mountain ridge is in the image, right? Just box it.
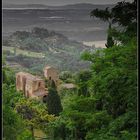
[3,3,115,10]
[2,5,109,42]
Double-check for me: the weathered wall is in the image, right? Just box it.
[44,67,59,84]
[16,73,27,92]
[16,72,47,98]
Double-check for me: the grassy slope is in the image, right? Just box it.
[3,46,45,58]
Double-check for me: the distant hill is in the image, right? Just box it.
[2,4,50,9]
[5,27,88,52]
[2,3,114,10]
[3,27,99,73]
[55,3,114,10]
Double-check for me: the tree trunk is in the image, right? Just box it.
[30,125,34,139]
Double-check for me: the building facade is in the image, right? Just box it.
[43,66,59,85]
[16,72,47,100]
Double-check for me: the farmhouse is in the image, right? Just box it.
[16,72,47,100]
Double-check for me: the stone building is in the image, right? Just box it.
[16,72,47,100]
[43,66,59,85]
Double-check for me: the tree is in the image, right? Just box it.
[75,70,92,97]
[15,99,55,139]
[45,78,57,89]
[90,0,137,45]
[31,27,49,39]
[105,24,114,48]
[12,31,30,40]
[45,87,63,116]
[3,83,33,140]
[90,7,112,24]
[49,80,57,89]
[59,71,73,83]
[3,104,32,140]
[81,39,137,139]
[2,66,15,85]
[44,78,63,116]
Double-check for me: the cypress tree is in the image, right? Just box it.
[105,24,114,48]
[44,79,63,116]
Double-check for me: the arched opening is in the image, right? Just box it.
[43,95,48,103]
[38,82,41,87]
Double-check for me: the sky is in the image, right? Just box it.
[3,0,133,6]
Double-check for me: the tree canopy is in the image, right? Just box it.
[90,0,137,45]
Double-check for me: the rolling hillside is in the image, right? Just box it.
[3,27,99,74]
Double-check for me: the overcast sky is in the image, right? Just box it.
[3,0,133,6]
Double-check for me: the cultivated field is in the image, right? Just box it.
[3,46,45,58]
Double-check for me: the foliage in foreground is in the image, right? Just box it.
[47,39,137,140]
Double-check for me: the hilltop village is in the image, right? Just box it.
[16,66,59,100]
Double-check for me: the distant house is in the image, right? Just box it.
[60,83,76,89]
[43,66,59,85]
[16,72,47,100]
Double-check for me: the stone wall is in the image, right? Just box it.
[16,72,47,99]
[44,66,59,84]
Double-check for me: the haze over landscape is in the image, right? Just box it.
[2,4,112,48]
[2,0,133,48]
